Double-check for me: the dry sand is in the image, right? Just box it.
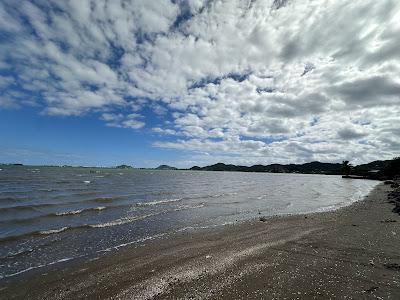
[1,183,399,299]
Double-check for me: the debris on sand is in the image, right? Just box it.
[384,263,400,271]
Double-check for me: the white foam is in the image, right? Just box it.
[2,256,77,279]
[89,213,158,228]
[136,198,182,206]
[55,206,106,217]
[56,209,83,216]
[174,203,205,211]
[99,233,168,252]
[83,180,91,184]
[39,226,69,235]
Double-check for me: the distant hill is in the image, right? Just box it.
[156,165,177,170]
[189,160,393,176]
[116,165,133,169]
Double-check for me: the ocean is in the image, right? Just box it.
[0,166,378,279]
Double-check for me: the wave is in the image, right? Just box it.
[55,209,83,216]
[99,232,168,252]
[0,200,206,243]
[55,206,106,216]
[0,194,184,213]
[89,212,159,228]
[0,211,162,242]
[1,256,77,279]
[0,195,122,212]
[0,203,53,213]
[135,198,182,207]
[0,206,111,226]
[0,247,33,259]
[39,226,69,235]
[2,231,170,278]
[174,203,205,211]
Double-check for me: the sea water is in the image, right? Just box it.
[0,166,378,279]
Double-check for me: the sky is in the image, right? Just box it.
[0,0,399,168]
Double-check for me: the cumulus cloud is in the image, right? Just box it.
[101,113,145,129]
[0,0,399,165]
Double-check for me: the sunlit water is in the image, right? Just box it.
[0,166,378,279]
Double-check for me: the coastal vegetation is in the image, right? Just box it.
[383,157,400,179]
[341,160,353,176]
[188,158,399,180]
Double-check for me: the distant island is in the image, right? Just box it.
[115,164,133,169]
[156,165,178,170]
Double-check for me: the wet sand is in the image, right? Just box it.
[1,183,400,299]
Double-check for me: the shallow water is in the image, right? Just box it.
[0,166,378,278]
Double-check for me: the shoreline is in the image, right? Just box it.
[1,183,400,299]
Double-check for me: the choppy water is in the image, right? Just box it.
[0,166,378,279]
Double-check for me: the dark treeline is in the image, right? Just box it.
[189,157,400,180]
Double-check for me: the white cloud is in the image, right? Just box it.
[152,127,177,135]
[101,112,145,129]
[1,0,399,164]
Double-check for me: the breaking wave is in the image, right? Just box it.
[89,212,159,228]
[136,198,183,206]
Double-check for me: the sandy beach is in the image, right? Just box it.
[1,182,399,299]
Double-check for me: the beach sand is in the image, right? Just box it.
[1,183,399,299]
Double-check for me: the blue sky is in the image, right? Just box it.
[0,106,186,167]
[0,0,399,167]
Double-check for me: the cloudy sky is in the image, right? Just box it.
[0,0,399,167]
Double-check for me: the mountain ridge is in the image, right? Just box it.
[188,160,393,177]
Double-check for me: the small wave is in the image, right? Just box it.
[83,180,91,184]
[55,209,83,216]
[0,204,50,213]
[0,196,123,213]
[0,206,113,226]
[2,256,77,279]
[0,226,72,242]
[199,192,239,199]
[0,247,33,259]
[53,206,107,217]
[136,198,182,207]
[0,203,107,215]
[89,213,158,228]
[175,226,196,232]
[100,233,168,252]
[39,227,69,235]
[94,206,106,211]
[174,203,205,212]
[54,206,106,216]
